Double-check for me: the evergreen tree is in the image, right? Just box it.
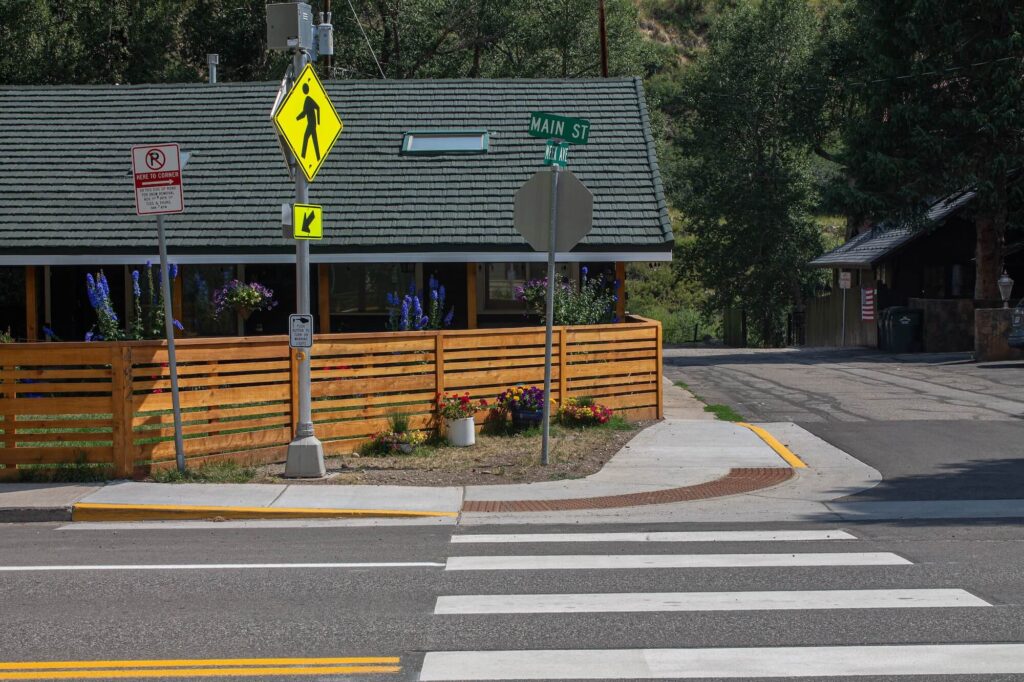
[836,0,1024,300]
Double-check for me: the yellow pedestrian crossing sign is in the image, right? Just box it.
[293,203,323,240]
[273,63,343,182]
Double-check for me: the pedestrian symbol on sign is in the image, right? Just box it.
[272,63,343,182]
[297,83,321,161]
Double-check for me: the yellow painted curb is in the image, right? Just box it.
[0,657,401,680]
[72,503,458,522]
[737,423,808,469]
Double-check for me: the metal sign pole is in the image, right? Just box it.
[284,48,326,477]
[156,214,185,473]
[541,163,560,466]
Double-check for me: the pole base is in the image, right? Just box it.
[284,436,326,478]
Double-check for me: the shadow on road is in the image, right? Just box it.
[842,457,1024,502]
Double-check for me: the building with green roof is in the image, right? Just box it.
[0,77,672,340]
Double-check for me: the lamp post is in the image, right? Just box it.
[998,269,1014,309]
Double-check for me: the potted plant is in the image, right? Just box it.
[212,279,277,321]
[368,412,426,455]
[493,385,547,431]
[437,392,487,447]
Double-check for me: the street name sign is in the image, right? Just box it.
[289,314,314,349]
[131,143,184,215]
[514,169,593,252]
[528,112,591,145]
[273,63,343,182]
[544,140,570,167]
[293,203,323,240]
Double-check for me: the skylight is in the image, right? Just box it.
[402,130,489,154]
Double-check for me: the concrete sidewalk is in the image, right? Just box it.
[1,414,816,522]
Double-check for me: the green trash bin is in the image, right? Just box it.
[887,307,922,353]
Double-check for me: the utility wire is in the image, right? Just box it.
[345,0,387,79]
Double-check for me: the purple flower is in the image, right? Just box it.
[173,319,184,331]
[400,297,410,330]
[85,331,94,342]
[443,308,455,327]
[581,266,588,277]
[169,263,178,280]
[131,270,141,297]
[431,288,438,301]
[412,295,424,327]
[439,285,446,301]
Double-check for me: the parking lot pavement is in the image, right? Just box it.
[663,347,1023,423]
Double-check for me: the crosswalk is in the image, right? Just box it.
[419,528,1023,680]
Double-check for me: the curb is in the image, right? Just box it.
[72,503,459,522]
[737,423,808,468]
[0,507,73,523]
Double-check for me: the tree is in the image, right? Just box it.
[674,0,828,346]
[836,0,1024,300]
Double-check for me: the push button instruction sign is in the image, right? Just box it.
[132,144,184,215]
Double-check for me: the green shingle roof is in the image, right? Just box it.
[0,78,672,259]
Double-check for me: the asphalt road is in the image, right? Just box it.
[1,520,1024,681]
[664,347,1024,501]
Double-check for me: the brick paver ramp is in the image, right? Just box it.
[462,467,794,512]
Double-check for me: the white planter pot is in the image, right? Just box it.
[446,417,475,447]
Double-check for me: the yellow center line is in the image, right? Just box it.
[0,665,400,680]
[737,422,808,468]
[0,658,398,671]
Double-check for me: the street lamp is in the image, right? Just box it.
[998,269,1014,308]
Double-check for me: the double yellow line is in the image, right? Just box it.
[0,657,400,680]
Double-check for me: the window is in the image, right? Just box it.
[484,262,573,311]
[329,263,414,314]
[402,130,489,154]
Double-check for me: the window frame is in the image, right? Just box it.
[401,129,490,155]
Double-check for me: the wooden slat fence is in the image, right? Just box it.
[0,317,662,479]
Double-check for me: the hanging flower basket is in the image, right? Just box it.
[213,280,277,321]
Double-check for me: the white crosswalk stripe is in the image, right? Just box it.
[419,644,1024,680]
[451,530,857,543]
[444,551,910,570]
[434,588,989,614]
[424,528,1013,681]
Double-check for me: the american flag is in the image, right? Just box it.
[861,288,876,321]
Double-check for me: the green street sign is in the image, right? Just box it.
[528,112,591,145]
[544,140,570,167]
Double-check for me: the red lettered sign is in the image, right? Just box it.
[131,143,184,215]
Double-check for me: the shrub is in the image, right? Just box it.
[515,266,617,325]
[559,397,613,426]
[363,429,427,456]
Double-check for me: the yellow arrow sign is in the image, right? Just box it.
[293,203,323,240]
[273,64,343,182]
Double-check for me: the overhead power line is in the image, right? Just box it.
[345,0,386,79]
